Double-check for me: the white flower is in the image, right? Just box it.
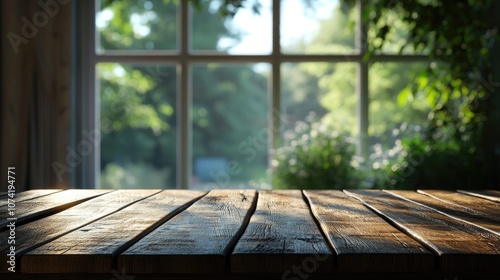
[311,130,318,138]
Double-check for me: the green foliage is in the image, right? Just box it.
[351,0,499,189]
[354,0,496,130]
[281,5,431,140]
[100,162,172,189]
[193,0,263,18]
[369,123,488,189]
[272,114,363,189]
[367,124,426,189]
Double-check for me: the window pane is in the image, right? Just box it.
[191,64,270,189]
[281,0,356,54]
[96,0,178,52]
[98,63,177,188]
[368,62,431,148]
[368,11,430,55]
[190,1,272,54]
[281,62,357,135]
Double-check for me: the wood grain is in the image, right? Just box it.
[0,189,111,229]
[118,190,257,274]
[231,190,333,273]
[386,190,500,235]
[345,190,500,273]
[457,190,500,203]
[304,190,434,272]
[0,189,63,207]
[418,190,500,215]
[0,190,160,272]
[21,190,207,273]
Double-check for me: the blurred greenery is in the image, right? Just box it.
[273,113,364,189]
[278,0,499,189]
[278,2,431,189]
[354,0,500,189]
[100,162,172,189]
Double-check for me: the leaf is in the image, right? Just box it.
[397,87,411,106]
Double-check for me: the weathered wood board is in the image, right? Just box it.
[304,190,434,272]
[0,189,111,229]
[345,190,500,273]
[0,190,160,272]
[231,190,333,273]
[118,190,257,274]
[387,190,500,235]
[21,190,207,273]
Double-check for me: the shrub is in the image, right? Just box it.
[271,114,364,189]
[368,122,488,190]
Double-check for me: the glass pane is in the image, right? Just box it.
[281,62,357,135]
[281,0,356,54]
[368,62,431,148]
[191,64,270,189]
[98,63,177,188]
[277,62,358,190]
[191,1,272,54]
[96,0,178,52]
[368,11,430,54]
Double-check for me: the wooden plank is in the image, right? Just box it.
[0,189,63,207]
[386,190,500,235]
[457,190,500,203]
[304,190,434,272]
[419,190,500,215]
[118,190,257,274]
[231,190,333,273]
[0,190,160,273]
[0,189,111,230]
[345,190,500,273]
[22,190,207,273]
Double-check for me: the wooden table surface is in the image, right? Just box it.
[1,189,499,280]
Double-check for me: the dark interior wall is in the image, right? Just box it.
[1,0,73,191]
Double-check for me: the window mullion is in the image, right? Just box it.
[88,0,98,188]
[357,0,369,159]
[178,0,190,189]
[271,0,281,159]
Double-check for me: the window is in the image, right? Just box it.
[88,0,429,189]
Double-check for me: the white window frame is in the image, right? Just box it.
[83,0,428,189]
